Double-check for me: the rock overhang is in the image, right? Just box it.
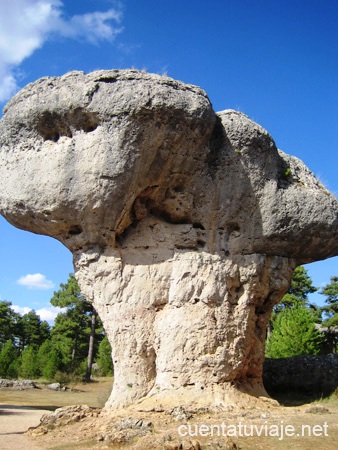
[0,70,215,249]
[1,69,337,263]
[1,69,338,408]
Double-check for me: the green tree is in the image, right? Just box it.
[37,340,63,380]
[266,304,323,358]
[51,314,79,371]
[0,339,20,378]
[40,320,51,343]
[50,274,102,378]
[274,266,317,313]
[320,276,338,327]
[0,301,20,349]
[19,345,39,378]
[288,266,318,300]
[17,310,50,350]
[269,266,320,340]
[95,336,113,376]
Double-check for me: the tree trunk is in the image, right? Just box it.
[85,309,97,382]
[71,336,77,369]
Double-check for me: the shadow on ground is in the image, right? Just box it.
[266,387,337,406]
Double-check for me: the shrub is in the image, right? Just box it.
[266,304,323,358]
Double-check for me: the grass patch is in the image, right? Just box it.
[316,388,338,407]
[0,377,113,410]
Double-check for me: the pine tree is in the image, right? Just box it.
[274,266,317,313]
[96,336,113,376]
[266,304,323,358]
[0,301,20,349]
[19,345,39,378]
[269,265,320,338]
[50,274,102,378]
[17,310,50,350]
[288,266,318,300]
[0,339,20,378]
[320,276,338,327]
[37,340,63,380]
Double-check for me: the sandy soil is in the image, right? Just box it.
[0,405,50,450]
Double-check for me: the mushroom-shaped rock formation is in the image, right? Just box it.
[1,70,338,409]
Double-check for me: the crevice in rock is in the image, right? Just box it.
[94,76,118,83]
[197,239,206,248]
[227,222,241,234]
[174,242,200,250]
[115,219,139,246]
[68,225,83,235]
[192,222,205,230]
[153,300,167,312]
[205,115,226,178]
[36,108,99,142]
[277,157,293,189]
[227,284,244,306]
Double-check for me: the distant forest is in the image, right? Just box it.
[0,274,112,382]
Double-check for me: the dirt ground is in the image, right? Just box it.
[0,405,49,450]
[0,378,113,450]
[1,379,338,449]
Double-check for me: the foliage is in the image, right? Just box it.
[274,266,317,313]
[0,301,20,349]
[320,276,338,327]
[266,304,323,358]
[19,345,39,378]
[52,370,81,385]
[37,339,63,379]
[0,276,106,382]
[17,309,50,350]
[288,266,318,300]
[0,339,20,378]
[50,274,86,309]
[50,274,103,377]
[96,336,113,376]
[267,267,325,357]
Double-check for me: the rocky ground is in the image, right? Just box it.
[25,396,338,449]
[2,378,338,449]
[1,378,338,449]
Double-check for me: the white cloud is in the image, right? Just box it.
[12,305,32,315]
[0,71,18,102]
[0,0,123,102]
[12,304,65,322]
[36,306,63,321]
[17,273,55,289]
[54,9,123,44]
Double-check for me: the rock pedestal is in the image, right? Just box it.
[1,70,338,409]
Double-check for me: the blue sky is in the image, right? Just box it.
[0,0,337,321]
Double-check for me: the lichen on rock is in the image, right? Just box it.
[1,69,338,409]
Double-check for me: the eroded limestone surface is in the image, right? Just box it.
[1,70,338,408]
